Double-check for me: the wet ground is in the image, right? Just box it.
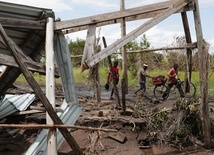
[1,83,214,155]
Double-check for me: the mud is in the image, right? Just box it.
[0,83,214,155]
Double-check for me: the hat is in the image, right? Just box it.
[143,64,148,67]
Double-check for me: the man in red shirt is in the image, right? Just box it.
[107,61,119,99]
[163,63,184,99]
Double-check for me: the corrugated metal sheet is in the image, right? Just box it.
[0,1,54,96]
[54,33,78,103]
[25,100,82,155]
[0,93,35,119]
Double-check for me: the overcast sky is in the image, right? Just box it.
[1,0,214,53]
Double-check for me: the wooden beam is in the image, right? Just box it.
[83,0,191,69]
[61,0,194,34]
[122,44,197,54]
[0,24,83,155]
[71,54,83,58]
[81,24,96,72]
[193,0,212,149]
[0,36,32,60]
[0,124,117,132]
[12,110,44,115]
[70,44,197,58]
[0,17,46,29]
[30,106,63,112]
[0,53,60,77]
[181,12,193,92]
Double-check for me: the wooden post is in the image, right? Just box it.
[120,0,127,113]
[94,45,101,103]
[0,24,83,155]
[193,0,212,148]
[181,12,193,93]
[102,37,121,106]
[46,17,57,155]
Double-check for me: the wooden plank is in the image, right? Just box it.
[62,1,194,34]
[108,132,126,143]
[0,124,117,132]
[12,110,44,115]
[56,0,193,31]
[83,0,191,69]
[0,24,83,155]
[193,0,211,149]
[30,106,62,112]
[81,24,96,70]
[70,44,197,58]
[122,44,197,54]
[0,53,60,77]
[0,36,32,60]
[0,17,46,29]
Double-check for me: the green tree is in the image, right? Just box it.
[139,34,151,68]
[126,40,140,77]
[126,34,151,77]
[167,36,187,69]
[69,38,85,67]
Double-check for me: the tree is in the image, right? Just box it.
[126,40,140,77]
[68,38,85,67]
[125,34,152,77]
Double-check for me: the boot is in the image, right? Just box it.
[177,84,185,97]
[162,87,170,99]
[178,88,185,97]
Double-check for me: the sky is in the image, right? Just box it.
[1,0,214,53]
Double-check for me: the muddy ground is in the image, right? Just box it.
[0,83,214,155]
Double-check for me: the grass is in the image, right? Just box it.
[15,67,214,95]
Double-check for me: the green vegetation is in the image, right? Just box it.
[15,72,62,86]
[16,66,214,97]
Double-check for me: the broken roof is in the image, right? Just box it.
[0,1,55,96]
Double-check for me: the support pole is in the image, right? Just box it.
[193,0,212,148]
[120,0,127,113]
[181,12,193,93]
[46,17,57,155]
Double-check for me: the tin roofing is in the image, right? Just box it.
[26,101,83,155]
[0,93,35,119]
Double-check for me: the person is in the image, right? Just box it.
[163,63,184,99]
[135,63,153,96]
[107,60,119,99]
